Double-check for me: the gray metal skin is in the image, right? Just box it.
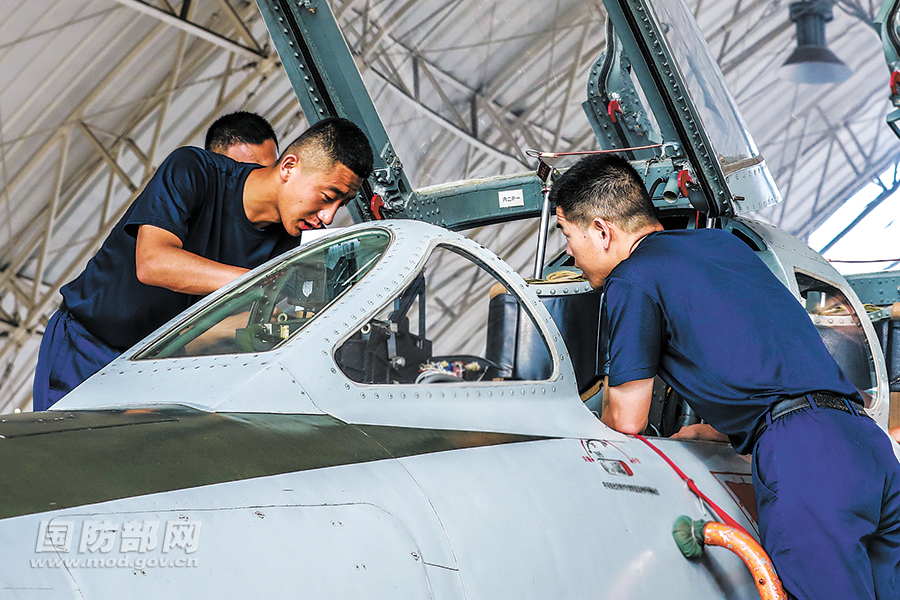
[5,220,762,599]
[846,272,900,306]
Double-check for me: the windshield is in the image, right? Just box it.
[134,230,392,359]
[651,0,759,170]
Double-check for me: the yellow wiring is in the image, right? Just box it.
[815,304,851,316]
[526,270,585,284]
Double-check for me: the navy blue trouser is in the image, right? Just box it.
[33,308,121,411]
[752,401,900,600]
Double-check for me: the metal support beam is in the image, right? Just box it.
[112,0,268,60]
[79,122,139,192]
[210,0,266,53]
[145,32,189,179]
[30,130,70,306]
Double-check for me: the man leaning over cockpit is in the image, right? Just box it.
[33,116,373,411]
[552,153,900,600]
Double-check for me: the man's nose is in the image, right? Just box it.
[318,202,341,226]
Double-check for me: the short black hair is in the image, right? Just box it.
[205,111,278,153]
[283,117,374,181]
[550,153,658,232]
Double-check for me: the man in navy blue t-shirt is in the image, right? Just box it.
[552,153,900,600]
[33,117,373,411]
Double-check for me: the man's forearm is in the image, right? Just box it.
[137,245,247,295]
[136,225,248,295]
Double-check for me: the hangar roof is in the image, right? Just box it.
[0,0,894,411]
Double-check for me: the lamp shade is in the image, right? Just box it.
[782,1,851,84]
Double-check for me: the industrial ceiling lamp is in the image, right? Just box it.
[782,0,852,84]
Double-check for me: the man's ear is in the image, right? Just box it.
[592,217,613,249]
[279,153,298,182]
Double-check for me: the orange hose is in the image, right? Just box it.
[702,521,786,600]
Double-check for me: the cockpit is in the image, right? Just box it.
[132,225,557,388]
[135,230,393,359]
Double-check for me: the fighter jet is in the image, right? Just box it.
[1,0,897,598]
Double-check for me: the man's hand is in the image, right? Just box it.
[601,377,655,434]
[890,426,900,445]
[135,225,248,295]
[671,423,729,442]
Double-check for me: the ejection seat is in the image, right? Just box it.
[484,277,603,395]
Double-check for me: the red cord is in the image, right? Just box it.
[635,434,750,536]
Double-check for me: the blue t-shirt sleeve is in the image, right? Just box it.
[604,278,663,386]
[123,147,209,242]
